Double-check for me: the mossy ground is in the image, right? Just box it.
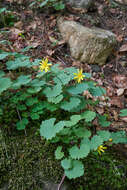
[1,124,127,190]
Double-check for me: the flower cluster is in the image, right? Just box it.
[97,145,107,155]
[39,58,52,72]
[74,68,85,83]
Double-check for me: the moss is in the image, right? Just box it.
[0,128,64,190]
[1,126,127,190]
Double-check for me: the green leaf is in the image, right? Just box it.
[30,113,40,120]
[55,146,64,160]
[119,109,127,117]
[6,57,30,70]
[70,98,86,112]
[69,143,90,159]
[0,8,7,14]
[67,83,89,95]
[65,115,81,127]
[50,64,60,74]
[17,105,27,111]
[111,131,127,144]
[40,118,65,140]
[89,86,106,97]
[97,130,111,142]
[32,102,46,112]
[64,160,84,179]
[74,128,91,138]
[26,97,38,106]
[81,138,91,146]
[43,83,62,98]
[54,2,65,10]
[0,51,10,60]
[83,73,91,78]
[90,135,103,150]
[0,71,5,77]
[12,75,32,88]
[61,158,72,170]
[98,115,111,127]
[0,108,3,115]
[16,118,29,130]
[39,0,49,7]
[0,77,12,94]
[44,102,58,112]
[27,87,41,94]
[61,97,81,111]
[48,94,63,104]
[19,93,30,101]
[53,72,72,85]
[81,111,96,122]
[30,79,46,87]
[59,128,71,136]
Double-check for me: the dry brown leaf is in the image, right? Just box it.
[120,117,127,122]
[106,86,115,97]
[83,90,93,99]
[110,96,124,108]
[112,110,119,121]
[10,28,24,36]
[29,41,40,48]
[112,74,127,89]
[46,49,55,56]
[117,88,124,96]
[14,21,23,29]
[96,107,104,114]
[116,34,123,42]
[119,44,127,52]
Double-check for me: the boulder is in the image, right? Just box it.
[58,19,117,65]
[114,0,127,5]
[66,0,93,9]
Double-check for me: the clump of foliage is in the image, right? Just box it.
[29,0,65,10]
[0,50,127,181]
[0,8,16,28]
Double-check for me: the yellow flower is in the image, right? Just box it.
[97,145,107,155]
[39,58,52,72]
[109,138,112,142]
[73,68,85,83]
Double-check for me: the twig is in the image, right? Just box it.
[57,174,66,190]
[16,107,27,136]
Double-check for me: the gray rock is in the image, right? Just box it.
[66,0,93,9]
[58,18,117,65]
[0,184,8,190]
[114,0,127,5]
[91,64,101,73]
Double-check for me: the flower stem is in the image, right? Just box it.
[57,174,66,190]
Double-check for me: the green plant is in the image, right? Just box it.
[0,8,16,28]
[29,0,65,10]
[0,50,127,182]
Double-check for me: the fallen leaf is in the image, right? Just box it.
[10,28,24,36]
[112,110,119,121]
[106,86,115,97]
[117,88,124,96]
[14,21,23,29]
[46,49,55,56]
[112,74,127,88]
[116,34,123,42]
[110,96,124,108]
[120,117,127,122]
[96,107,104,114]
[119,44,127,52]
